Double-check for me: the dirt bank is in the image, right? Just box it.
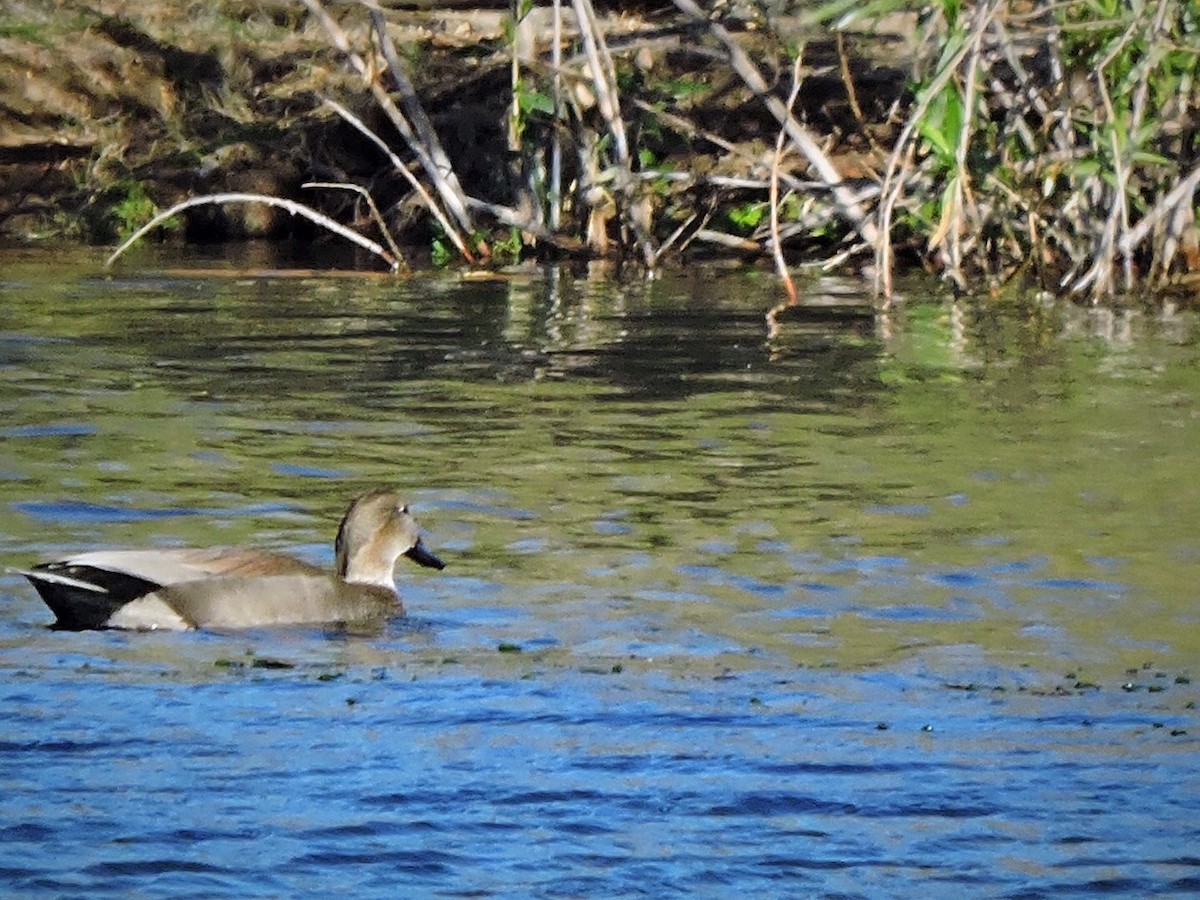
[0,1,910,256]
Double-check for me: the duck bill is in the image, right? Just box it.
[405,538,445,570]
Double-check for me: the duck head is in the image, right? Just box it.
[334,490,445,590]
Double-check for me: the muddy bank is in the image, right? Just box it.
[0,1,909,255]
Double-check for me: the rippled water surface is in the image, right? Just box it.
[1,247,1198,897]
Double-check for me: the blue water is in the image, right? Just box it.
[2,641,1196,898]
[1,253,1198,896]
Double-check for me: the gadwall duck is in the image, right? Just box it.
[13,490,444,631]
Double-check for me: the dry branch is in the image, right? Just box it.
[669,0,880,252]
[321,98,474,262]
[303,180,407,270]
[105,194,399,270]
[771,52,805,306]
[571,0,657,266]
[302,0,476,246]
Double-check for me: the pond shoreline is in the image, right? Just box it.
[5,2,1198,302]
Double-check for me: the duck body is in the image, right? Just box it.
[14,490,444,631]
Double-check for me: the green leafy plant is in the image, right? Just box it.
[431,237,452,268]
[111,182,176,240]
[728,202,767,233]
[492,227,525,265]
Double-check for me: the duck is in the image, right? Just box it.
[12,489,445,631]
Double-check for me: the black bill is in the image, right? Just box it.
[405,538,445,570]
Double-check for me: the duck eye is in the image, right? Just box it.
[398,504,409,515]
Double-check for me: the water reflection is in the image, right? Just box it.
[2,254,1198,673]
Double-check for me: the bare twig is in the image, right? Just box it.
[876,1,996,298]
[105,194,399,270]
[657,211,700,258]
[302,0,476,247]
[1120,161,1200,253]
[676,207,717,255]
[693,229,762,252]
[303,180,407,271]
[835,33,869,137]
[321,97,473,262]
[571,0,657,266]
[571,0,630,164]
[365,2,475,235]
[550,0,564,231]
[771,51,805,306]
[670,0,879,253]
[465,196,587,253]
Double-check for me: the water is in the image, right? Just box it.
[1,247,1197,896]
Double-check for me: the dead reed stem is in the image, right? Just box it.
[549,0,564,232]
[770,52,805,307]
[571,0,657,266]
